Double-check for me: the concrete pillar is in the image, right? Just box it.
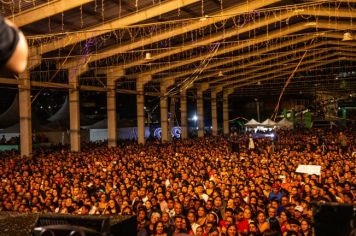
[223,92,229,136]
[211,90,218,136]
[136,79,145,145]
[107,79,117,147]
[256,99,260,122]
[169,97,176,139]
[160,84,169,142]
[69,71,80,152]
[18,71,32,157]
[180,90,188,139]
[160,79,175,142]
[197,88,204,137]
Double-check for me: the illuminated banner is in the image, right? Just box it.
[154,126,182,139]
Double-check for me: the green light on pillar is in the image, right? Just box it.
[342,108,347,119]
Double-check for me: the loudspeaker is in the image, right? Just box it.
[0,212,38,236]
[34,214,136,236]
[33,225,103,236]
[110,215,137,236]
[0,212,136,236]
[34,214,110,236]
[313,203,356,236]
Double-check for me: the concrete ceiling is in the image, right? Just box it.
[1,0,356,97]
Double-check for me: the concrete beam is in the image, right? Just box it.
[139,22,311,78]
[302,7,356,18]
[198,41,326,83]
[216,51,348,90]
[228,56,345,93]
[230,58,355,93]
[44,0,202,55]
[100,68,125,80]
[143,19,356,79]
[61,0,280,69]
[197,39,356,84]
[123,9,293,71]
[211,47,330,85]
[10,0,94,27]
[71,7,355,77]
[167,34,316,83]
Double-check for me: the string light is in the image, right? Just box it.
[48,14,51,33]
[118,0,121,18]
[80,5,84,28]
[61,11,64,31]
[101,0,105,21]
[21,0,338,41]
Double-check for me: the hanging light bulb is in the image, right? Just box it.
[200,15,209,21]
[342,32,353,41]
[145,52,152,60]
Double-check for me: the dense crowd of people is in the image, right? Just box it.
[0,128,355,236]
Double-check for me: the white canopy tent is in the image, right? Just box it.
[245,119,261,128]
[277,118,293,130]
[262,119,277,127]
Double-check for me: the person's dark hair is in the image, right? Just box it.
[82,205,91,212]
[208,211,219,225]
[271,199,279,205]
[227,223,237,230]
[153,220,165,234]
[279,209,291,218]
[181,216,192,232]
[225,207,234,214]
[174,214,183,221]
[187,210,197,219]
[343,192,353,201]
[208,226,219,234]
[263,229,282,236]
[197,205,207,213]
[300,218,312,228]
[269,217,281,232]
[235,208,244,215]
[286,231,299,236]
[288,218,301,226]
[196,225,204,234]
[137,206,147,215]
[255,210,265,218]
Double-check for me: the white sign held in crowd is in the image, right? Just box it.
[296,165,321,175]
